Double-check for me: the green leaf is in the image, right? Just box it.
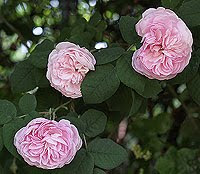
[60,114,86,136]
[155,147,200,174]
[35,88,60,111]
[34,68,49,88]
[94,47,125,65]
[192,26,200,48]
[177,117,200,148]
[3,118,27,159]
[0,100,17,125]
[19,94,37,114]
[0,128,3,152]
[187,72,200,105]
[10,60,37,93]
[81,64,120,104]
[178,0,200,27]
[55,149,94,174]
[116,52,162,98]
[88,138,128,170]
[106,85,132,113]
[81,109,107,137]
[96,21,107,32]
[131,114,172,152]
[89,12,102,26]
[93,168,105,174]
[129,92,145,116]
[69,31,94,48]
[119,16,140,45]
[57,27,72,42]
[71,23,85,36]
[0,165,4,174]
[29,40,54,69]
[17,166,48,174]
[161,0,181,9]
[133,113,172,135]
[155,147,178,174]
[151,113,172,134]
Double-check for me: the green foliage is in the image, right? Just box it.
[0,100,17,125]
[61,112,86,135]
[129,91,145,116]
[29,40,54,69]
[0,128,3,152]
[93,168,105,174]
[88,138,128,170]
[33,68,49,88]
[178,0,200,27]
[10,60,37,93]
[3,118,27,159]
[55,149,94,174]
[81,64,120,104]
[106,85,133,114]
[81,109,107,137]
[161,0,182,9]
[1,0,200,173]
[116,52,162,98]
[131,113,172,152]
[119,16,140,45]
[94,47,125,65]
[177,117,200,148]
[10,58,49,93]
[89,12,102,26]
[155,147,200,174]
[187,71,200,105]
[0,165,4,174]
[19,94,37,114]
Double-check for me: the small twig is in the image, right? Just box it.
[126,44,136,51]
[18,114,27,118]
[39,112,50,115]
[83,134,88,149]
[51,100,72,120]
[0,14,29,49]
[53,100,72,114]
[90,49,96,53]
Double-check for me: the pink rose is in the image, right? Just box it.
[132,7,193,80]
[46,42,96,98]
[14,118,82,169]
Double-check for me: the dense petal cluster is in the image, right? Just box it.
[47,42,96,98]
[14,118,82,169]
[132,7,193,80]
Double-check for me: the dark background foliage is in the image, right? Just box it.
[0,0,200,174]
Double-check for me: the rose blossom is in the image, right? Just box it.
[46,42,96,98]
[14,118,82,169]
[132,7,193,80]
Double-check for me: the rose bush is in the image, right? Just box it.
[1,0,200,174]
